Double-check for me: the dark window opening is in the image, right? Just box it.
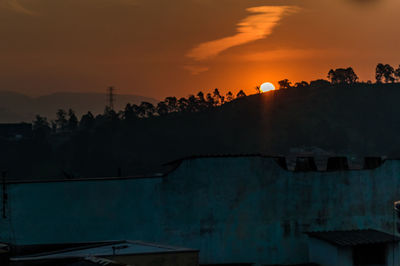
[327,157,349,171]
[353,244,386,266]
[294,157,317,172]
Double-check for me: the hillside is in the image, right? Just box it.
[0,91,158,122]
[2,83,400,179]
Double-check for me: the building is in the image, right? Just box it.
[9,240,198,266]
[307,229,400,266]
[0,155,400,265]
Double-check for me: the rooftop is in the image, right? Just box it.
[10,240,197,262]
[306,229,400,246]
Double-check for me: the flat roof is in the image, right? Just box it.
[306,229,400,246]
[11,240,198,262]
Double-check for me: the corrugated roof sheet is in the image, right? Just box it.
[306,229,400,246]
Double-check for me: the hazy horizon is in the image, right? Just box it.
[0,89,161,100]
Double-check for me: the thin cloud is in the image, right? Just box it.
[0,0,139,15]
[187,5,300,61]
[226,49,354,62]
[0,0,36,15]
[184,65,209,75]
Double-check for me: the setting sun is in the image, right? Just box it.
[260,82,276,92]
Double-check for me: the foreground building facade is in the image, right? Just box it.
[0,155,400,265]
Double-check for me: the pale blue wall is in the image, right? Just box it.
[1,157,400,265]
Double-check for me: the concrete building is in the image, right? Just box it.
[0,155,400,265]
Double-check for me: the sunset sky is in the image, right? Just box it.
[1,0,400,99]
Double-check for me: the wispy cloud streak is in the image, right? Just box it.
[187,5,300,61]
[184,65,209,75]
[0,0,36,15]
[0,0,139,15]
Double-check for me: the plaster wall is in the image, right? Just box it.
[308,238,340,266]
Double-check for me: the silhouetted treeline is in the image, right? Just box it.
[276,63,400,89]
[32,63,400,139]
[32,88,247,139]
[5,64,400,180]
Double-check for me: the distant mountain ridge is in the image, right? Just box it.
[0,91,158,123]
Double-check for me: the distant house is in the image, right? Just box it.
[0,123,32,140]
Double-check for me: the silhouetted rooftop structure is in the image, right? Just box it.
[306,229,400,246]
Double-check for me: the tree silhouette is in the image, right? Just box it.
[103,106,119,122]
[206,93,215,107]
[165,97,178,113]
[79,112,95,129]
[50,120,57,133]
[376,63,395,83]
[178,97,189,112]
[236,90,246,98]
[255,86,261,94]
[67,109,78,131]
[327,68,358,84]
[123,104,138,121]
[135,103,146,118]
[55,109,68,132]
[395,65,400,82]
[29,88,252,142]
[156,101,169,116]
[278,79,291,89]
[139,102,155,118]
[383,64,395,83]
[294,81,309,88]
[226,91,234,102]
[187,95,198,112]
[310,79,331,87]
[32,115,51,140]
[197,91,205,103]
[196,91,207,110]
[213,89,222,106]
[376,63,385,83]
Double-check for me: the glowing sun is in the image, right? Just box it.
[260,82,275,92]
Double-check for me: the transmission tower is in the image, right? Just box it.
[108,86,115,110]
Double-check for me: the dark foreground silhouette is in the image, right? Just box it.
[3,64,400,179]
[1,82,400,180]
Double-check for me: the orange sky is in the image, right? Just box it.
[1,0,400,99]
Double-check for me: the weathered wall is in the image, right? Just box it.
[1,157,400,265]
[308,238,344,266]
